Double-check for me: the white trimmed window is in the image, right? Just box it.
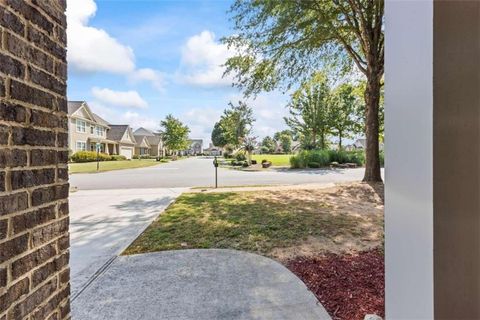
[76,119,86,133]
[76,141,86,151]
[96,126,104,137]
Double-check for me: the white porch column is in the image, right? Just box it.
[385,1,480,318]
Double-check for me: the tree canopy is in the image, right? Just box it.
[223,0,384,181]
[261,136,276,154]
[214,101,255,148]
[285,73,332,150]
[160,114,190,154]
[211,122,229,147]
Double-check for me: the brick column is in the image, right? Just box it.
[0,1,70,319]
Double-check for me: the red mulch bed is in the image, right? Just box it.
[285,249,384,320]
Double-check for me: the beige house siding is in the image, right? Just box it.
[68,105,111,154]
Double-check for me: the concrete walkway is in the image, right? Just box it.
[69,188,186,298]
[71,249,331,320]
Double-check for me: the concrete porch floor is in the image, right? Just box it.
[71,249,331,320]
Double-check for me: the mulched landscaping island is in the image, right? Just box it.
[285,249,384,320]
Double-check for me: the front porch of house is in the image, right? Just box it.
[88,138,120,155]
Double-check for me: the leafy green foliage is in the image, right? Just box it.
[160,114,190,154]
[261,136,276,154]
[223,0,384,181]
[285,73,332,150]
[71,151,112,163]
[214,101,255,148]
[211,121,228,147]
[330,83,362,148]
[290,149,366,168]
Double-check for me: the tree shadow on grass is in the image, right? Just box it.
[124,187,384,258]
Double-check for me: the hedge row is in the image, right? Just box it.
[70,151,127,163]
[290,150,367,169]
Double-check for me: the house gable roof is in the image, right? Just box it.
[145,135,161,146]
[68,101,110,128]
[133,127,155,136]
[92,113,109,127]
[107,125,136,144]
[134,135,151,148]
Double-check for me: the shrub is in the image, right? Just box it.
[290,149,366,169]
[328,150,365,166]
[289,155,302,169]
[251,160,257,165]
[132,155,139,159]
[380,150,385,167]
[71,151,112,163]
[242,161,249,167]
[261,159,269,164]
[235,152,247,161]
[308,162,321,168]
[111,155,127,161]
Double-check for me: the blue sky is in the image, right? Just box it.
[66,0,290,144]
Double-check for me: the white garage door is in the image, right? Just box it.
[120,147,133,159]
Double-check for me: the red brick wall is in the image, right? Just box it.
[0,1,70,319]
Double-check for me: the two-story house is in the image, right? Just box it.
[67,101,113,154]
[67,101,137,159]
[133,127,165,157]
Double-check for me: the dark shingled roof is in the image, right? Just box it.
[146,135,161,146]
[134,135,149,147]
[107,125,135,143]
[67,101,84,115]
[133,127,155,136]
[92,113,109,126]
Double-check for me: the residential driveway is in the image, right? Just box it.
[71,249,331,320]
[69,187,186,299]
[70,157,373,190]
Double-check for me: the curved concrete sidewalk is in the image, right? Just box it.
[72,249,331,320]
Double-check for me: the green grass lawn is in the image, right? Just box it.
[124,184,384,259]
[68,159,162,174]
[251,154,294,167]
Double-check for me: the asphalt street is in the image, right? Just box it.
[69,157,373,190]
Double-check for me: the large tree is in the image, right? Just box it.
[160,114,190,155]
[285,73,332,150]
[223,0,384,181]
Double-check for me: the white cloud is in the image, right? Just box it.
[177,30,234,87]
[89,102,159,130]
[66,0,135,74]
[66,0,165,91]
[181,107,223,143]
[129,68,165,91]
[91,87,148,109]
[227,92,291,139]
[121,111,159,130]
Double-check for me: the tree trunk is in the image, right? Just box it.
[338,131,343,150]
[363,73,382,182]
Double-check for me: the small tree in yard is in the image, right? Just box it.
[242,136,257,165]
[223,0,384,181]
[279,134,292,153]
[211,121,228,148]
[261,136,276,154]
[285,73,332,150]
[160,114,190,156]
[330,83,361,149]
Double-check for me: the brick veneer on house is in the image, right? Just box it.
[0,1,70,319]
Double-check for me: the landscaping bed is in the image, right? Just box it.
[286,249,384,320]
